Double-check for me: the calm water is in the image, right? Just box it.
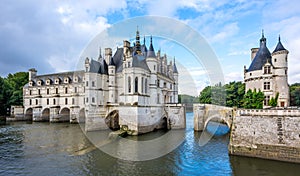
[1,112,300,176]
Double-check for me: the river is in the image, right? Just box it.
[0,112,300,175]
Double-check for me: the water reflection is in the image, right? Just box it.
[0,113,299,176]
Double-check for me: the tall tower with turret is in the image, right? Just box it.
[271,36,289,107]
[244,31,289,107]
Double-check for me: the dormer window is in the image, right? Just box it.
[264,66,271,74]
[55,78,60,84]
[46,79,51,85]
[64,77,70,84]
[73,76,78,83]
[37,80,42,86]
[29,81,34,86]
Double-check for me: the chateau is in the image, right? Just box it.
[244,31,289,107]
[15,29,186,135]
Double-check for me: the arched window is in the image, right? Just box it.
[141,77,144,93]
[135,77,138,93]
[128,77,131,93]
[145,78,148,93]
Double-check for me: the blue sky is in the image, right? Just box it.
[1,0,300,95]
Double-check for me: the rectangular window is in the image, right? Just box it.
[47,89,49,95]
[65,98,68,105]
[86,81,88,86]
[47,99,49,105]
[38,89,41,95]
[92,81,95,87]
[56,88,58,94]
[86,97,88,103]
[72,98,75,105]
[264,96,270,106]
[53,99,56,105]
[264,82,270,90]
[29,99,32,105]
[92,97,95,103]
[36,99,38,105]
[264,66,271,74]
[30,90,32,95]
[65,87,68,94]
[74,87,77,93]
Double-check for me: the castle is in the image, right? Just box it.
[15,29,186,135]
[244,31,289,108]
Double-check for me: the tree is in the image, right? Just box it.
[0,72,28,115]
[225,81,245,108]
[269,92,279,107]
[290,83,300,106]
[242,88,264,109]
[199,86,212,104]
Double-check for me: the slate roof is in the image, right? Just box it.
[132,54,150,71]
[273,36,286,53]
[248,37,272,72]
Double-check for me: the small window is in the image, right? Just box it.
[285,70,287,75]
[74,87,77,93]
[53,99,56,105]
[36,99,38,105]
[30,90,32,95]
[72,98,75,105]
[55,88,58,94]
[92,97,95,103]
[264,82,270,90]
[86,97,88,103]
[250,73,252,76]
[264,66,271,74]
[92,81,95,87]
[38,89,41,95]
[86,81,88,87]
[65,87,68,94]
[65,98,68,105]
[154,65,156,71]
[47,89,49,95]
[264,96,270,106]
[47,99,49,105]
[29,99,32,105]
[274,58,277,62]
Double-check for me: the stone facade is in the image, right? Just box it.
[229,109,300,163]
[19,29,185,135]
[244,32,289,108]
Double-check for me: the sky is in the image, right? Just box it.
[1,0,300,96]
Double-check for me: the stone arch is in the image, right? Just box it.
[105,110,119,131]
[41,108,50,121]
[162,117,168,130]
[25,108,33,120]
[204,114,231,131]
[79,108,85,123]
[60,107,70,122]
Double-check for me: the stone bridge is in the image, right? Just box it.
[193,104,234,131]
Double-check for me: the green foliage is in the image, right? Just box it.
[199,86,212,104]
[269,92,279,107]
[290,83,300,106]
[0,72,28,115]
[225,81,245,108]
[243,89,264,109]
[199,81,245,107]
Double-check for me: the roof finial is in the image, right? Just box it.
[279,34,281,42]
[262,29,264,38]
[150,35,152,44]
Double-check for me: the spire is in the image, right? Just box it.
[260,29,266,47]
[173,57,178,73]
[135,26,141,55]
[98,47,103,61]
[273,34,287,53]
[147,35,156,57]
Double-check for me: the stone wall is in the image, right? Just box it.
[229,109,300,163]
